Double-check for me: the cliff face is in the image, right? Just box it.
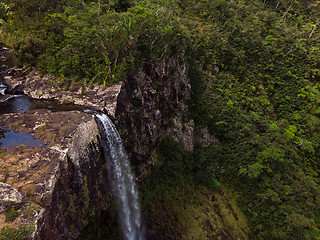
[115,53,195,177]
[0,110,110,239]
[35,117,111,239]
[0,50,218,239]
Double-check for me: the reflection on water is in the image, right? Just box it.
[0,95,87,148]
[0,95,32,113]
[0,128,47,148]
[0,95,84,114]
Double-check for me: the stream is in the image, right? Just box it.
[0,95,85,148]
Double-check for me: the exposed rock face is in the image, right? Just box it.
[0,110,110,239]
[0,49,218,239]
[0,183,23,214]
[195,128,219,147]
[116,53,194,176]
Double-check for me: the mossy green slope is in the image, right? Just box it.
[140,137,252,240]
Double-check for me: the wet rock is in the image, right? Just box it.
[4,74,25,94]
[0,48,12,65]
[0,94,13,103]
[0,61,120,117]
[0,63,27,96]
[19,68,121,117]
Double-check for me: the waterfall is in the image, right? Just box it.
[0,68,6,96]
[95,113,145,240]
[0,83,6,96]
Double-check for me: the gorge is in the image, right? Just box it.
[3,1,320,238]
[0,49,244,240]
[0,58,145,239]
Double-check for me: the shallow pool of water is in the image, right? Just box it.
[0,128,47,148]
[0,95,85,114]
[0,95,87,148]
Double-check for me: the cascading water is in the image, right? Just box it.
[96,113,145,240]
[0,83,6,96]
[0,67,6,96]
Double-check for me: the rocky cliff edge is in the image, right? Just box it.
[0,110,110,239]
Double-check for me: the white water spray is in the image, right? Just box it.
[0,83,6,95]
[96,113,145,240]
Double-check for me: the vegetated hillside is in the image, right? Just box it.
[1,0,320,239]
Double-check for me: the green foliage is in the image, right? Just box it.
[0,0,186,85]
[180,1,320,239]
[0,150,6,157]
[115,0,131,12]
[5,205,20,222]
[0,2,8,22]
[140,138,248,239]
[78,202,120,240]
[143,136,192,190]
[0,226,32,240]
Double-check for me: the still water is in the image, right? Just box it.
[0,128,48,148]
[0,95,85,148]
[0,95,84,114]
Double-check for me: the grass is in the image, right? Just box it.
[13,121,23,130]
[0,150,6,157]
[40,124,46,138]
[0,226,33,240]
[5,205,20,222]
[16,145,25,151]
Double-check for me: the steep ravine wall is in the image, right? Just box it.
[35,118,111,239]
[115,52,196,177]
[114,53,251,240]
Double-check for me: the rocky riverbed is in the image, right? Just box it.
[0,49,121,117]
[0,48,218,239]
